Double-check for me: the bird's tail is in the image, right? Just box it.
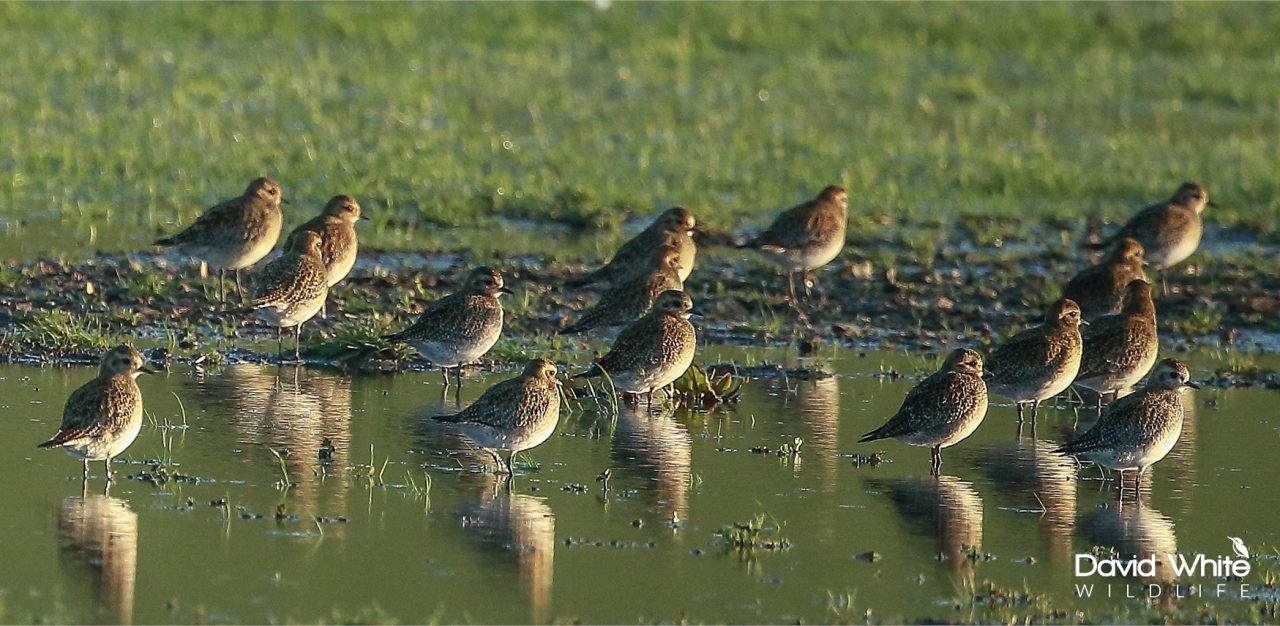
[857,421,902,444]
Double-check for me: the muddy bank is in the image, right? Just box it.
[2,223,1278,383]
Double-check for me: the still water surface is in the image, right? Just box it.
[1,348,1277,623]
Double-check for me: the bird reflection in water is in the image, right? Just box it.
[58,489,138,624]
[1079,500,1178,584]
[197,364,353,522]
[758,375,840,489]
[869,475,984,571]
[458,474,555,622]
[611,402,692,522]
[970,437,1077,563]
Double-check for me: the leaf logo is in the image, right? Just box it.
[1228,536,1249,559]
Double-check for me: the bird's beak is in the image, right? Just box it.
[281,197,293,205]
[1184,381,1201,390]
[1206,200,1219,208]
[499,286,514,295]
[1079,319,1090,326]
[140,365,160,375]
[359,215,371,221]
[688,308,704,318]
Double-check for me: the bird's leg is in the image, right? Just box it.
[218,269,227,304]
[507,450,518,475]
[294,325,302,362]
[83,459,90,482]
[235,269,245,301]
[786,271,798,305]
[276,326,284,363]
[104,457,113,483]
[1015,402,1025,423]
[490,449,508,475]
[454,366,464,390]
[930,445,942,475]
[1096,393,1103,416]
[1160,271,1168,296]
[440,367,451,388]
[1031,398,1041,423]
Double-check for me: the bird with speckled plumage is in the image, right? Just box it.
[38,345,156,482]
[288,194,367,316]
[737,185,847,303]
[251,230,329,361]
[560,245,683,335]
[574,290,697,397]
[1064,237,1147,320]
[985,298,1085,424]
[1087,182,1212,272]
[859,348,988,474]
[434,358,562,474]
[1056,358,1198,497]
[155,177,285,303]
[383,267,512,387]
[569,207,696,287]
[1075,280,1159,413]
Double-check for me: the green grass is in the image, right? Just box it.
[2,2,1279,263]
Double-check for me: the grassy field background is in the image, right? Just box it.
[2,2,1278,260]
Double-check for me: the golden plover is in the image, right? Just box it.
[1088,182,1212,271]
[383,267,512,386]
[155,177,285,303]
[1063,237,1147,320]
[859,348,988,473]
[737,185,847,303]
[251,230,329,361]
[434,358,562,474]
[1075,279,1159,413]
[1055,358,1198,497]
[288,194,366,315]
[38,345,155,482]
[569,206,696,286]
[560,245,683,335]
[985,298,1085,424]
[573,290,697,397]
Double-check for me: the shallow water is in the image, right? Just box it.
[2,348,1277,624]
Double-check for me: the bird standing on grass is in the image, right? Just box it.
[383,267,512,388]
[1074,279,1159,413]
[155,177,285,304]
[737,185,847,305]
[1086,182,1213,291]
[38,345,156,483]
[251,230,329,362]
[287,194,368,317]
[560,245,684,335]
[1063,237,1147,320]
[569,206,697,287]
[859,348,988,474]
